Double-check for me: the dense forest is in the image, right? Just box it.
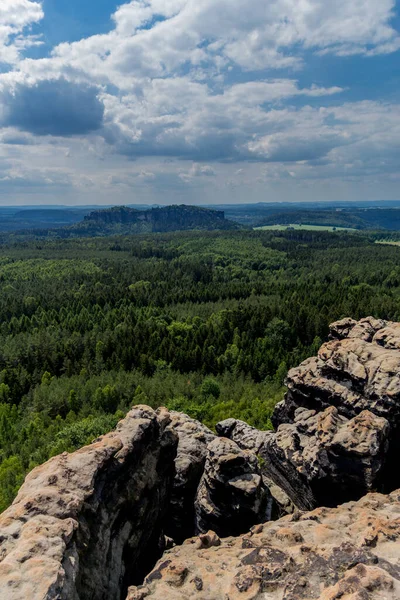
[0,228,400,510]
[0,205,239,238]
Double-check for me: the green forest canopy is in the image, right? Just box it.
[0,228,400,511]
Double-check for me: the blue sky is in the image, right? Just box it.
[0,0,399,205]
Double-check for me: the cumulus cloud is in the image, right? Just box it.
[1,79,104,136]
[0,0,397,202]
[98,78,344,162]
[40,0,399,85]
[0,0,43,65]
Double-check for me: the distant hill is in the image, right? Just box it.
[256,208,400,231]
[0,208,91,231]
[69,205,239,236]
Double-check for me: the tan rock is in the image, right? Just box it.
[165,411,215,542]
[218,406,389,511]
[194,437,271,537]
[127,489,400,600]
[272,317,400,493]
[0,405,178,600]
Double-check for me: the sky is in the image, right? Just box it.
[0,1,399,205]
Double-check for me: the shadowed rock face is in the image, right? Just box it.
[218,406,389,511]
[127,489,400,600]
[194,438,271,537]
[0,406,178,600]
[165,412,215,543]
[216,418,295,517]
[272,316,400,492]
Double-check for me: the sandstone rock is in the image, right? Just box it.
[268,406,389,508]
[329,316,387,342]
[219,407,389,510]
[195,530,221,549]
[0,405,178,600]
[127,488,400,600]
[216,418,295,517]
[194,437,271,537]
[165,412,215,542]
[272,317,400,495]
[273,317,400,430]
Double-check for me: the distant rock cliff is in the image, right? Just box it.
[73,205,239,235]
[1,317,399,600]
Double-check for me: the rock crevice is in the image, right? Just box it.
[0,406,177,600]
[1,317,400,600]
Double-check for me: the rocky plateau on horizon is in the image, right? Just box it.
[1,317,400,600]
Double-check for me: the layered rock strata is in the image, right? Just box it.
[273,317,400,430]
[0,406,177,600]
[218,406,389,510]
[272,316,400,491]
[127,488,400,600]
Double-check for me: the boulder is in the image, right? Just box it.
[127,488,400,600]
[219,406,389,510]
[165,412,215,542]
[0,406,178,600]
[194,437,271,537]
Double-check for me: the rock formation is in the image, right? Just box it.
[218,406,389,510]
[127,488,400,600]
[194,437,271,537]
[0,406,177,600]
[272,316,400,491]
[165,412,215,542]
[273,317,400,430]
[1,317,400,600]
[216,418,295,517]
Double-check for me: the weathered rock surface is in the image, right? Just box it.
[216,418,295,517]
[127,488,400,600]
[272,317,400,493]
[0,406,177,600]
[165,412,215,542]
[194,437,271,537]
[218,406,389,510]
[273,317,400,430]
[3,318,400,599]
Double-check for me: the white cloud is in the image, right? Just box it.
[0,0,398,202]
[0,0,43,65]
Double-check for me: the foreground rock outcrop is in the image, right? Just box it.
[273,317,400,431]
[218,405,389,510]
[273,316,400,491]
[2,317,400,600]
[128,488,400,600]
[0,406,177,600]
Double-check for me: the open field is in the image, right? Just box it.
[254,224,358,232]
[375,240,400,246]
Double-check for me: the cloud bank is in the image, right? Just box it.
[0,0,398,203]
